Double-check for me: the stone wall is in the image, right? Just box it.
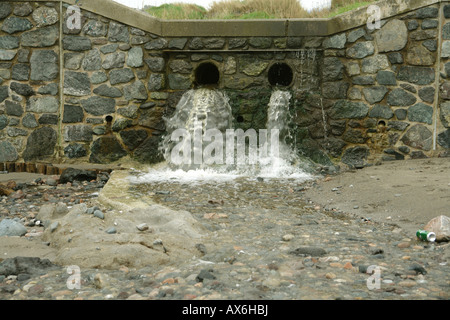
[0,0,448,169]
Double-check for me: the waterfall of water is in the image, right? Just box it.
[134,88,311,183]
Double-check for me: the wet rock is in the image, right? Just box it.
[59,168,97,184]
[0,257,57,277]
[289,246,327,257]
[196,269,216,282]
[89,136,127,164]
[0,219,27,237]
[401,124,433,151]
[23,127,57,161]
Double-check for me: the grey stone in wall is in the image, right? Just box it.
[346,41,374,59]
[376,70,396,86]
[322,57,343,81]
[2,17,33,34]
[100,44,119,54]
[347,28,366,43]
[27,96,59,113]
[422,39,437,52]
[64,143,88,159]
[169,59,192,74]
[32,7,59,27]
[83,20,108,37]
[415,7,438,19]
[374,19,407,52]
[0,36,19,49]
[127,47,143,68]
[112,118,133,132]
[322,33,346,49]
[13,3,33,17]
[64,71,91,96]
[387,88,417,106]
[123,80,148,101]
[65,52,84,70]
[22,113,38,128]
[437,130,450,149]
[12,64,30,81]
[408,103,433,125]
[30,50,58,81]
[168,74,190,90]
[109,68,135,85]
[0,86,8,103]
[116,106,138,120]
[148,73,165,91]
[0,114,8,130]
[38,83,59,96]
[120,129,148,150]
[329,100,369,120]
[363,86,388,104]
[0,141,18,162]
[63,36,92,51]
[401,124,433,151]
[94,84,123,98]
[145,38,168,50]
[440,101,450,128]
[145,57,165,72]
[322,81,349,99]
[6,127,28,138]
[5,100,23,117]
[91,71,108,84]
[23,127,57,161]
[396,66,435,85]
[102,52,125,69]
[0,3,12,20]
[81,96,115,116]
[38,114,58,125]
[10,82,34,97]
[406,43,435,66]
[341,146,369,167]
[63,105,84,123]
[82,48,102,71]
[108,21,129,43]
[168,38,187,50]
[0,49,16,61]
[249,37,272,49]
[64,124,93,142]
[368,104,394,119]
[361,54,389,74]
[90,136,127,163]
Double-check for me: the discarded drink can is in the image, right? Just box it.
[416,229,436,242]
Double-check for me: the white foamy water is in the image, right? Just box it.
[130,89,314,184]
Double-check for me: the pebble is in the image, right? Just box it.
[0,175,448,301]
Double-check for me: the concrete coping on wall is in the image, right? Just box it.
[13,0,446,37]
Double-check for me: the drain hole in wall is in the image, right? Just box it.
[195,62,220,86]
[268,63,293,87]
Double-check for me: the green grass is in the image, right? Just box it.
[327,1,374,18]
[145,3,207,20]
[144,0,378,20]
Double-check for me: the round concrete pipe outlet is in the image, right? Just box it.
[195,62,220,87]
[268,63,293,87]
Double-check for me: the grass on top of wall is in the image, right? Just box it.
[144,0,379,20]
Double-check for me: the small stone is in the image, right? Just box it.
[105,227,116,234]
[94,210,104,219]
[325,272,336,279]
[397,242,411,248]
[282,234,294,241]
[136,223,149,231]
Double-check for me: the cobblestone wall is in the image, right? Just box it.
[0,1,448,168]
